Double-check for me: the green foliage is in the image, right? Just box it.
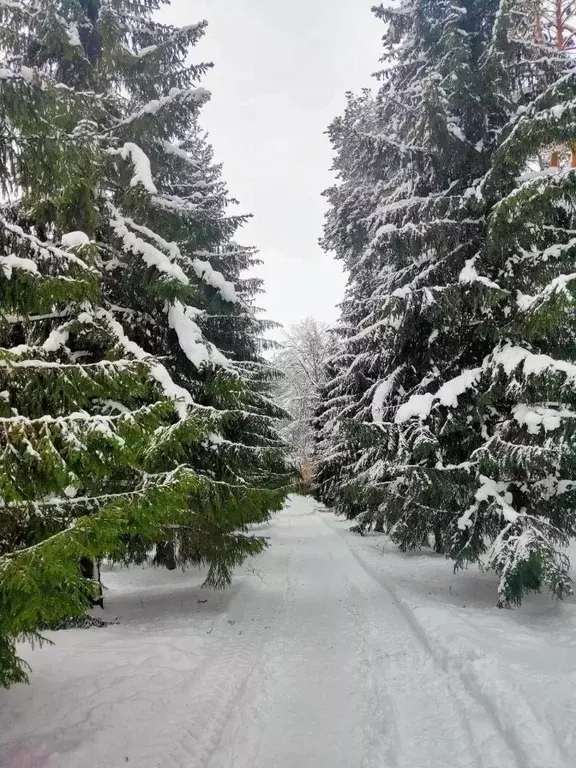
[0,0,290,686]
[315,0,576,606]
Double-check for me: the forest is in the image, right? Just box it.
[1,2,576,767]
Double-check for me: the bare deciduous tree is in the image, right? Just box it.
[273,318,332,477]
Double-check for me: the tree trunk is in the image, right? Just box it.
[155,540,178,571]
[433,522,444,554]
[80,557,104,609]
[535,10,543,43]
[556,0,565,50]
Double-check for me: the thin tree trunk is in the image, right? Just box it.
[155,540,178,571]
[556,0,565,49]
[433,522,444,554]
[80,557,104,609]
[535,10,544,42]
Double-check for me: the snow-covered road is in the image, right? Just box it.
[1,495,575,767]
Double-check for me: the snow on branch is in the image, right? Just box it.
[193,252,239,304]
[129,22,208,59]
[0,254,38,279]
[512,403,576,434]
[121,215,239,304]
[459,257,507,292]
[0,216,94,272]
[395,368,482,423]
[109,143,157,194]
[107,203,188,283]
[90,308,193,419]
[371,366,405,423]
[160,140,200,169]
[396,343,576,426]
[168,301,229,370]
[517,270,576,310]
[458,475,519,531]
[112,87,210,131]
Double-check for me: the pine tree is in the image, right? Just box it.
[0,0,289,687]
[315,0,576,605]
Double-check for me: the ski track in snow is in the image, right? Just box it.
[1,495,574,768]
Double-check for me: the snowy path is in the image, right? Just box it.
[1,495,575,767]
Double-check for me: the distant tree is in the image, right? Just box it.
[273,318,331,477]
[535,0,576,50]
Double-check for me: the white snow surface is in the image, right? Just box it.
[168,301,229,369]
[61,231,90,249]
[0,254,38,279]
[118,143,158,194]
[1,495,576,767]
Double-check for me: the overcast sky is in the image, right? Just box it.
[161,1,382,333]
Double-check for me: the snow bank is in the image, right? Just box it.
[1,498,575,768]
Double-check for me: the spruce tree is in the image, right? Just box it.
[315,0,576,605]
[390,0,576,605]
[0,0,289,687]
[315,0,505,526]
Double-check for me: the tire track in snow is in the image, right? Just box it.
[331,528,485,768]
[323,513,569,768]
[208,506,481,768]
[142,548,292,768]
[204,508,372,768]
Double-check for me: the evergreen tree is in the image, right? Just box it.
[0,0,289,687]
[315,0,576,605]
[315,0,505,524]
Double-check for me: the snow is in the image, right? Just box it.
[459,257,504,291]
[395,392,434,423]
[493,344,576,382]
[371,366,403,423]
[119,87,211,128]
[458,475,519,530]
[161,140,200,168]
[107,204,189,283]
[99,310,193,418]
[42,327,69,352]
[193,254,238,303]
[135,45,158,58]
[517,271,576,311]
[20,66,33,84]
[116,215,238,303]
[0,218,92,271]
[436,367,482,408]
[397,343,576,425]
[0,254,38,279]
[116,143,157,194]
[512,403,574,434]
[61,231,90,249]
[168,301,229,369]
[1,495,575,767]
[65,24,82,49]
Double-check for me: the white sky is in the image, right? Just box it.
[161,0,383,333]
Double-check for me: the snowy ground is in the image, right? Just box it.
[1,495,576,768]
